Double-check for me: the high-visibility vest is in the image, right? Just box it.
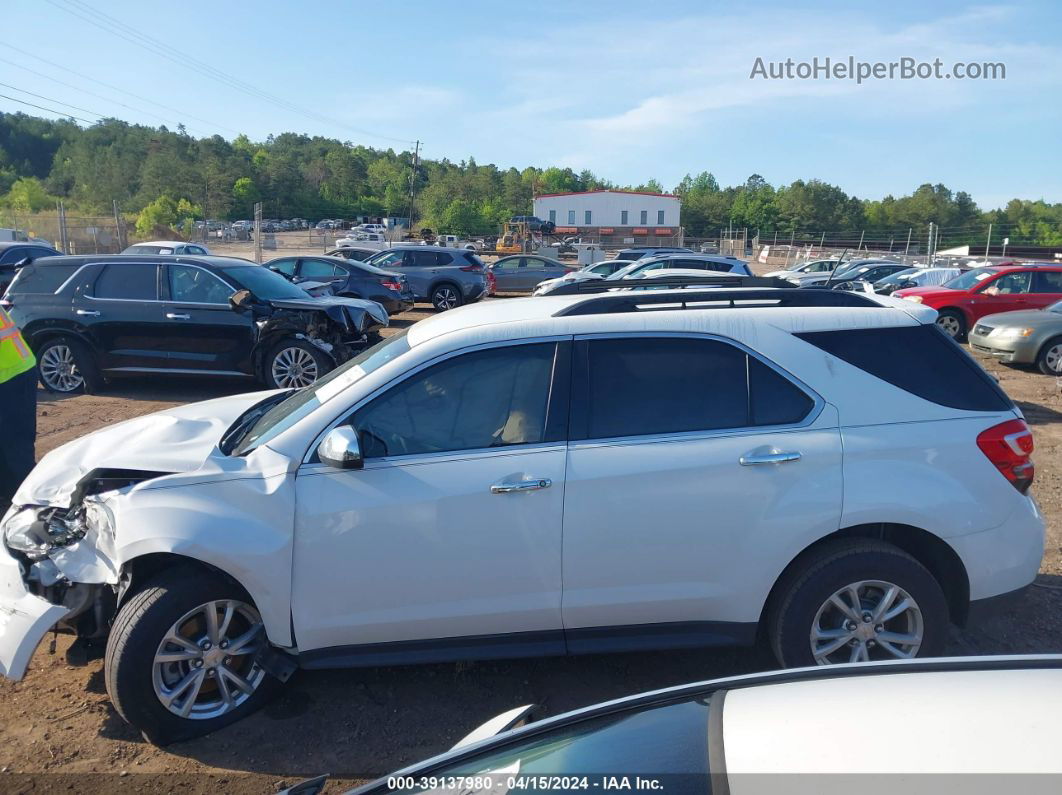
[0,307,35,384]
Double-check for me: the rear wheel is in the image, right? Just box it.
[1037,336,1062,376]
[768,540,948,668]
[431,283,463,312]
[37,337,102,393]
[105,568,281,744]
[935,309,966,340]
[265,339,332,389]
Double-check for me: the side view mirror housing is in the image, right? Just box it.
[14,256,30,268]
[318,426,363,470]
[229,289,254,310]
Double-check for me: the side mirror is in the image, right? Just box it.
[14,256,30,268]
[318,426,363,470]
[229,289,253,310]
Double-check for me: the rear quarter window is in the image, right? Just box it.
[796,325,1012,412]
[7,263,81,294]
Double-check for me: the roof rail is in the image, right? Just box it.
[553,286,884,317]
[547,274,795,296]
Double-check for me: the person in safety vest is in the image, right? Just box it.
[0,306,37,507]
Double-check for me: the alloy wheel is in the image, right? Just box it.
[1044,343,1062,374]
[433,287,459,310]
[810,580,924,665]
[151,599,266,720]
[39,344,84,392]
[271,346,319,388]
[936,314,962,338]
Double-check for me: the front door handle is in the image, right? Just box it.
[166,313,191,320]
[739,451,802,466]
[76,309,100,317]
[490,478,552,494]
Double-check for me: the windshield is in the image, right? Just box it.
[229,330,411,456]
[1048,300,1062,313]
[607,261,657,280]
[943,267,997,290]
[221,265,308,300]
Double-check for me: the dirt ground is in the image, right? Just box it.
[2,290,1061,794]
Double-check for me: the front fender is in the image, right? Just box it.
[112,473,295,647]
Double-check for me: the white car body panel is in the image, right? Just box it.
[723,669,1062,779]
[0,549,70,679]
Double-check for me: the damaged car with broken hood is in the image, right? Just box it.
[2,255,389,391]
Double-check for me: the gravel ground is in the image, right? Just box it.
[1,297,1060,794]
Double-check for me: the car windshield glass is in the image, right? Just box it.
[1048,300,1062,313]
[220,265,307,300]
[387,696,712,791]
[943,268,996,290]
[875,268,919,285]
[229,331,411,456]
[607,262,654,280]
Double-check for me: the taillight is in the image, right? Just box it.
[379,279,402,291]
[459,265,482,272]
[977,419,1034,493]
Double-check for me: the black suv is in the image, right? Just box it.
[264,254,414,314]
[0,241,62,293]
[3,255,388,393]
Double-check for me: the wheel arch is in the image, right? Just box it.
[760,523,970,630]
[25,324,95,353]
[935,305,972,327]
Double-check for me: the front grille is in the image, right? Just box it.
[974,324,993,336]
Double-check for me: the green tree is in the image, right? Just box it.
[3,176,54,211]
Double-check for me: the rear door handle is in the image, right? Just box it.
[75,309,100,317]
[740,451,802,466]
[166,313,191,320]
[490,478,552,494]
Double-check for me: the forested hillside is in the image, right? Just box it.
[1,112,1059,244]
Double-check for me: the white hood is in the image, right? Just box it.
[14,389,280,508]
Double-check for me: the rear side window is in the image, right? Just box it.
[92,264,158,300]
[7,263,80,294]
[1033,271,1062,293]
[796,325,1012,412]
[575,337,814,440]
[409,251,440,267]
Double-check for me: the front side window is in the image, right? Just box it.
[168,264,234,304]
[300,259,340,279]
[983,271,1032,295]
[568,210,576,224]
[494,257,520,270]
[268,258,297,277]
[353,343,558,458]
[93,263,158,300]
[640,210,648,224]
[368,251,406,268]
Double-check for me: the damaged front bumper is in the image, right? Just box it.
[0,543,70,680]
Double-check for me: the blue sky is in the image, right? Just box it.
[2,0,1060,209]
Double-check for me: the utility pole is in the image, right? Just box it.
[984,222,992,261]
[253,201,263,264]
[927,222,935,262]
[112,199,124,251]
[406,139,420,232]
[57,200,69,254]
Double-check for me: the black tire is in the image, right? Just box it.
[767,539,948,668]
[935,309,967,341]
[105,567,282,745]
[36,336,103,394]
[431,282,463,312]
[1036,335,1062,376]
[263,338,332,389]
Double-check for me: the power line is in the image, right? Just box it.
[0,41,242,135]
[0,92,95,124]
[46,0,417,147]
[0,81,109,120]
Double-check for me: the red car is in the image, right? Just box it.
[895,264,1062,340]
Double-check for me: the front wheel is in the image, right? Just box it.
[935,309,966,340]
[431,283,463,312]
[1037,336,1062,376]
[37,337,102,393]
[767,540,948,668]
[265,339,332,389]
[105,568,281,744]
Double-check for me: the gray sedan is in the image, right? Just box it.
[489,255,574,292]
[968,299,1062,375]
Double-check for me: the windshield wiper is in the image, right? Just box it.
[218,390,295,455]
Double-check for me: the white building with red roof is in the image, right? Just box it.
[532,189,682,244]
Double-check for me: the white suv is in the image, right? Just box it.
[0,281,1044,743]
